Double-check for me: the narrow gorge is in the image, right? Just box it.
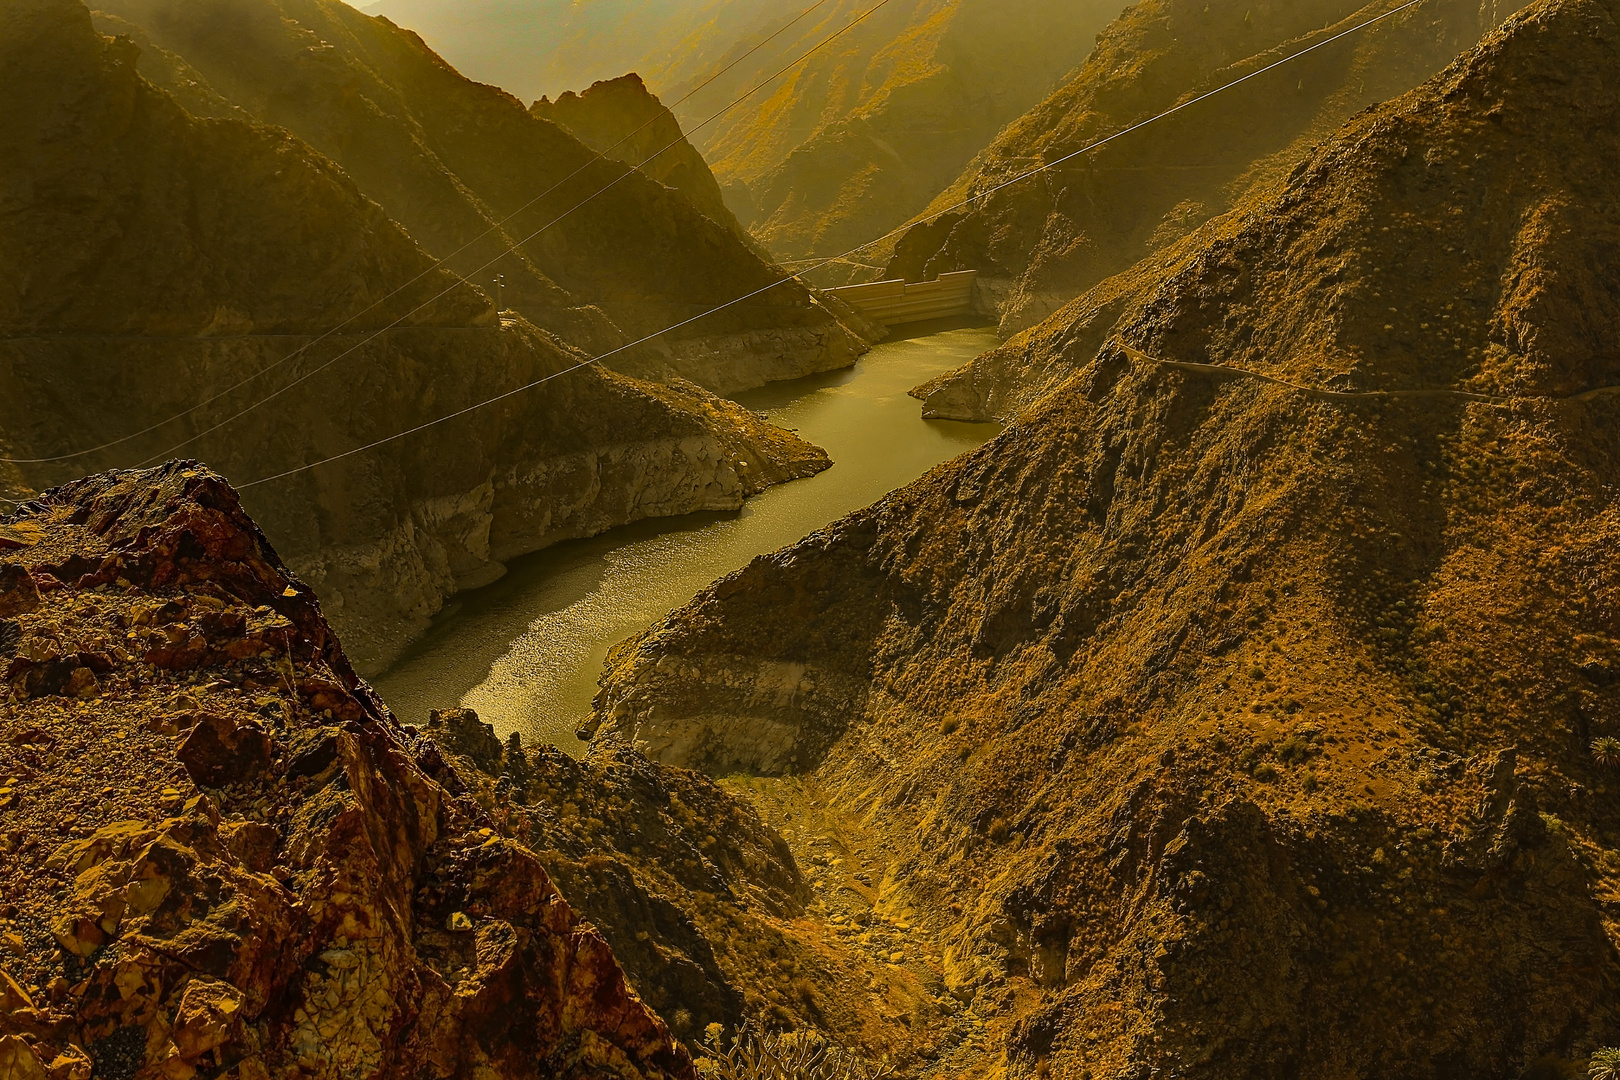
[4,0,1620,1075]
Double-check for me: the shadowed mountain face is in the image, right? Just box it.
[588,0,1620,1072]
[88,0,874,393]
[530,73,750,244]
[886,0,1530,335]
[0,0,834,672]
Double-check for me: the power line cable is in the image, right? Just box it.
[128,0,900,469]
[0,0,840,465]
[236,0,1427,491]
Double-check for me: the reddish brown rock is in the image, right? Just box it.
[175,714,272,789]
[0,566,38,619]
[0,464,693,1080]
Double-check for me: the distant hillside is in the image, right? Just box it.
[887,0,1530,334]
[530,73,749,242]
[361,0,1122,275]
[91,0,874,394]
[651,0,1123,272]
[359,0,795,103]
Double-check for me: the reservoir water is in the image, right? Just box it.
[373,323,1002,752]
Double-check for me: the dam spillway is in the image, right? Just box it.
[825,270,978,327]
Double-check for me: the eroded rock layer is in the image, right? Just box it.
[0,464,693,1080]
[592,0,1620,1073]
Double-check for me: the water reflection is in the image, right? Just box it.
[374,322,1003,751]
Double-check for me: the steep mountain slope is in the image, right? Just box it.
[416,711,959,1067]
[89,0,873,393]
[0,0,830,672]
[0,466,693,1080]
[589,0,1620,1073]
[888,0,1529,335]
[530,73,748,243]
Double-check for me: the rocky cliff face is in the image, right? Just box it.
[531,74,750,246]
[88,0,874,394]
[591,0,1620,1073]
[418,710,967,1074]
[887,0,1529,336]
[0,465,694,1080]
[0,0,833,673]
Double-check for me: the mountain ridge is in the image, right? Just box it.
[885,0,1530,336]
[91,0,876,394]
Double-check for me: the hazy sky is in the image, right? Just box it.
[361,0,725,101]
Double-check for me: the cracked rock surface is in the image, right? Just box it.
[0,464,692,1080]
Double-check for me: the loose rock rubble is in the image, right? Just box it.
[0,464,692,1080]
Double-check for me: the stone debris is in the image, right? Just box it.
[0,464,693,1080]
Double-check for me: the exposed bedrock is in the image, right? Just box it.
[0,465,694,1080]
[590,0,1620,1072]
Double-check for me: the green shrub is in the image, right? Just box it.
[1275,736,1317,765]
[1590,1047,1620,1080]
[1592,738,1620,768]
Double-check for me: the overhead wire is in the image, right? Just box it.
[128,0,901,470]
[235,0,1428,492]
[0,0,841,466]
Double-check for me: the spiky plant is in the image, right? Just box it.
[1589,1047,1620,1080]
[696,1024,893,1080]
[1592,737,1620,768]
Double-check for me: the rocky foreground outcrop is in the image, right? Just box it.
[0,0,837,672]
[0,465,694,1079]
[887,0,1530,336]
[591,0,1620,1073]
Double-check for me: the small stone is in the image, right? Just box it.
[66,668,99,700]
[0,565,40,619]
[0,1035,45,1080]
[447,912,474,933]
[47,1043,93,1080]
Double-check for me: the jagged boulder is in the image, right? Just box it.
[0,463,693,1080]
